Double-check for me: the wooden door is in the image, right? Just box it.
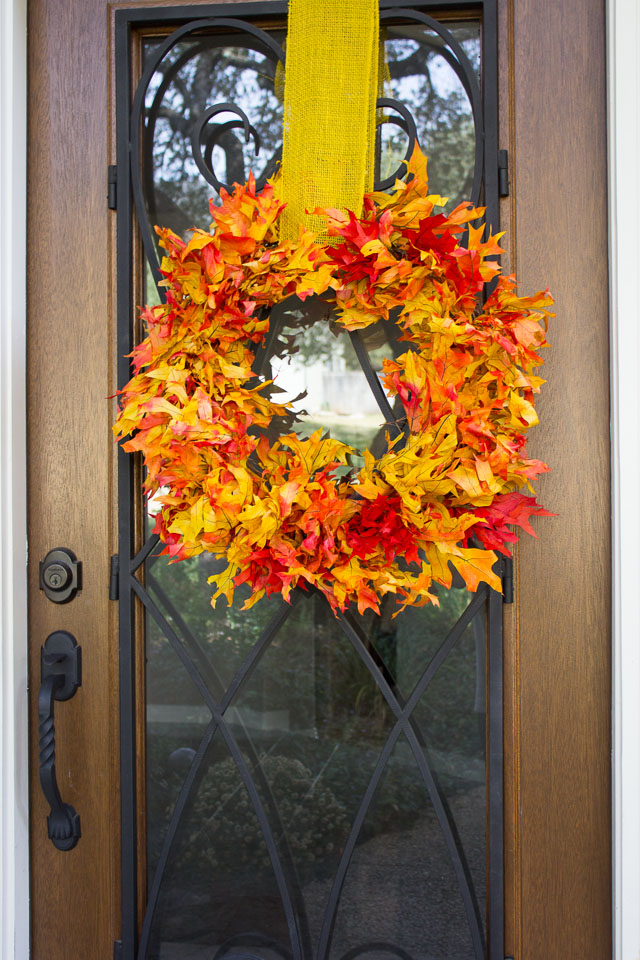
[27,1,610,958]
[500,2,611,955]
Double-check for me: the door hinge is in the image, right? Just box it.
[498,149,509,197]
[109,554,120,600]
[108,165,118,210]
[113,941,123,960]
[502,554,514,604]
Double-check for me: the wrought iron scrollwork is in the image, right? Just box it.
[378,8,484,205]
[191,102,263,196]
[134,561,490,960]
[135,576,310,960]
[116,7,502,959]
[130,11,483,294]
[373,97,419,191]
[131,17,286,285]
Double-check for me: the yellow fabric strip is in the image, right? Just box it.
[279,0,379,242]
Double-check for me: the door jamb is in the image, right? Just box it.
[607,2,640,958]
[0,0,29,958]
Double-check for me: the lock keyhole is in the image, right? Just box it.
[39,549,82,604]
[43,562,71,591]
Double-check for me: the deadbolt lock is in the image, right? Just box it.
[39,548,82,604]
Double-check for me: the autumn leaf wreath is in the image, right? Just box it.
[114,147,553,616]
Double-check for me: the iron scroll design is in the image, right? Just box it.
[129,10,485,288]
[132,565,497,960]
[115,4,502,960]
[131,17,286,288]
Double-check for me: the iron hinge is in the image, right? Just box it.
[502,555,514,604]
[113,941,123,960]
[109,554,120,601]
[108,165,118,210]
[498,149,509,197]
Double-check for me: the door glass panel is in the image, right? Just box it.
[117,10,500,960]
[143,584,488,960]
[380,23,480,206]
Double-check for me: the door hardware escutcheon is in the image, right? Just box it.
[39,547,82,603]
[38,631,82,850]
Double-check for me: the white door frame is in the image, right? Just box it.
[0,0,29,957]
[1,0,638,957]
[608,1,640,957]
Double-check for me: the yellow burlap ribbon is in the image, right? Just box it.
[279,0,380,243]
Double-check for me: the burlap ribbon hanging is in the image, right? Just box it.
[278,0,380,242]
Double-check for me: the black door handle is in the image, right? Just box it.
[38,631,82,851]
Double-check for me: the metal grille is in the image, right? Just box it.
[114,4,502,959]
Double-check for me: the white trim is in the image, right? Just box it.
[608,1,640,958]
[0,0,30,957]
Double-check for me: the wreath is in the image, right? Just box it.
[114,147,553,616]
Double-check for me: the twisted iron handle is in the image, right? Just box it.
[38,638,81,851]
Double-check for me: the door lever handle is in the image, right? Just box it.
[38,631,82,850]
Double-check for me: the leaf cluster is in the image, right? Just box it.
[114,147,553,616]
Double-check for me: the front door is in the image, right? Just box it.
[27,2,611,959]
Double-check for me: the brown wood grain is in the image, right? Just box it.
[27,0,120,957]
[512,0,611,956]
